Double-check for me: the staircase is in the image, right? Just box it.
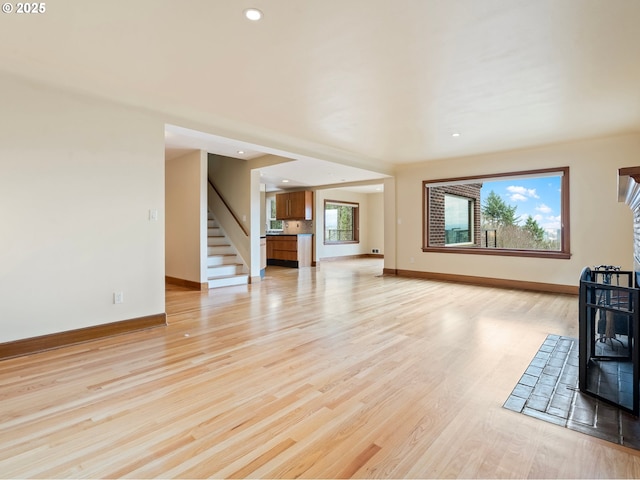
[207,213,249,289]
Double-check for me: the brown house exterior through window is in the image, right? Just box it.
[428,184,482,247]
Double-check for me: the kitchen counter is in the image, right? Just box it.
[266,233,313,236]
[266,234,313,267]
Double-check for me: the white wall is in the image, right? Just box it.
[383,177,397,271]
[315,189,375,259]
[165,150,207,284]
[392,133,640,287]
[367,192,385,255]
[250,170,262,280]
[208,154,251,229]
[0,73,165,342]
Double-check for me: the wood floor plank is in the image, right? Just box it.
[1,259,640,478]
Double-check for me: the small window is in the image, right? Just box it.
[266,197,282,231]
[324,200,359,244]
[423,167,570,259]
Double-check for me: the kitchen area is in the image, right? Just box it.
[264,190,314,269]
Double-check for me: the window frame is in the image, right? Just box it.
[443,193,475,246]
[422,166,571,259]
[324,200,360,245]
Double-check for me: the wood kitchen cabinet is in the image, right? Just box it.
[266,234,312,268]
[275,191,313,220]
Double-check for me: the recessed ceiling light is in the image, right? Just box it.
[244,8,263,21]
[282,179,289,183]
[237,150,245,155]
[452,132,461,137]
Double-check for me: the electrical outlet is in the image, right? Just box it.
[113,292,124,304]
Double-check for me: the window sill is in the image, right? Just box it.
[422,246,571,259]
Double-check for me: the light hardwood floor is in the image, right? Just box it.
[2,258,640,478]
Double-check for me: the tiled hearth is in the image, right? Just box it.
[504,335,640,449]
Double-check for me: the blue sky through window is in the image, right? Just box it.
[481,175,562,235]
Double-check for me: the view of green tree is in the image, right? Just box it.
[524,216,545,243]
[325,203,357,242]
[337,206,352,235]
[481,190,518,226]
[268,198,283,230]
[481,190,557,250]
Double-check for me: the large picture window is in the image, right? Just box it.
[423,167,570,258]
[324,200,359,244]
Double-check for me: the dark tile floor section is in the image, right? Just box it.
[504,335,640,450]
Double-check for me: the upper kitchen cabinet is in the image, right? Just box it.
[276,191,313,220]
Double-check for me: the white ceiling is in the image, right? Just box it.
[164,123,389,192]
[1,1,639,191]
